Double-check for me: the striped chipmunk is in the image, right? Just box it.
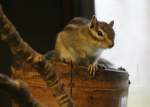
[53,15,115,76]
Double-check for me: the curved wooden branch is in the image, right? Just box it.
[0,5,74,107]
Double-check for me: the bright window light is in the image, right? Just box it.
[95,0,150,107]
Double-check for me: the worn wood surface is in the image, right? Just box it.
[12,62,129,107]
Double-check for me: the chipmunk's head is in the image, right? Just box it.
[88,15,115,49]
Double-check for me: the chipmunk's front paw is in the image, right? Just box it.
[88,64,108,77]
[88,64,98,77]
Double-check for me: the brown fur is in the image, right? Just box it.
[55,16,115,66]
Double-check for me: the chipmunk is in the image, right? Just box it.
[54,15,115,76]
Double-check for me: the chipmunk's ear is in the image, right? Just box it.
[109,20,114,27]
[90,15,97,29]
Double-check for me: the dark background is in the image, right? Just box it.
[0,0,94,106]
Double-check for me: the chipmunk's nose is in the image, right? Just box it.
[109,43,114,48]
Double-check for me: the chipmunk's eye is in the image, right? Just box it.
[97,31,103,36]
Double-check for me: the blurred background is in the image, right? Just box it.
[95,0,150,107]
